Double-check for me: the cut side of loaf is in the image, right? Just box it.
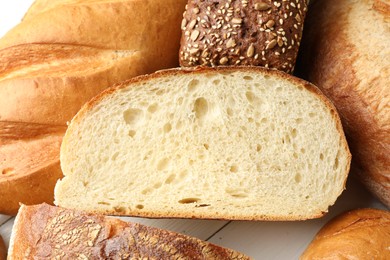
[56,67,351,220]
[8,203,250,259]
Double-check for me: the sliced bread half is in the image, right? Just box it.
[55,67,351,220]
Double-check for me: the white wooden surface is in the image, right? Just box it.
[0,1,387,259]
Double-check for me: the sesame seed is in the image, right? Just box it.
[266,39,277,50]
[219,57,229,65]
[232,17,242,24]
[266,20,275,28]
[254,2,271,11]
[247,44,255,57]
[279,18,283,25]
[193,7,200,14]
[188,19,197,29]
[190,30,200,41]
[295,13,301,22]
[181,19,187,30]
[226,38,236,48]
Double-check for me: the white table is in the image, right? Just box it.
[0,2,387,259]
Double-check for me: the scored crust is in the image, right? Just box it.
[179,0,308,73]
[8,204,251,259]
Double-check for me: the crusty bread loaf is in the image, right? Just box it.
[0,122,65,215]
[179,0,308,73]
[55,67,351,220]
[0,0,187,215]
[0,234,5,260]
[296,0,390,207]
[8,203,250,259]
[300,208,390,259]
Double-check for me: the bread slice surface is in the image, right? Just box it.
[56,67,351,220]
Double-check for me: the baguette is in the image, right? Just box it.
[296,0,390,206]
[179,0,308,73]
[0,0,187,215]
[55,66,351,220]
[301,208,390,259]
[8,203,250,259]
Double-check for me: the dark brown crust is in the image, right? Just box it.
[179,0,308,73]
[296,0,390,207]
[0,235,6,260]
[9,204,251,259]
[301,208,390,259]
[61,66,351,221]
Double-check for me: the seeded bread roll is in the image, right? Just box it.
[179,0,308,73]
[8,204,251,259]
[0,235,5,260]
[300,208,390,259]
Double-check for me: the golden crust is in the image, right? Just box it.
[60,66,351,221]
[9,204,251,259]
[297,0,390,206]
[301,208,390,259]
[0,0,187,214]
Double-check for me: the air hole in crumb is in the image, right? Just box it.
[213,79,221,85]
[256,144,262,152]
[301,148,306,154]
[227,108,233,116]
[245,91,260,105]
[309,112,315,118]
[276,86,282,92]
[333,157,339,170]
[157,158,170,171]
[179,198,200,204]
[1,167,14,175]
[111,152,119,161]
[291,128,297,138]
[147,104,158,113]
[128,130,136,138]
[293,153,298,159]
[295,118,303,124]
[82,181,89,187]
[156,89,165,95]
[248,117,254,123]
[243,75,253,81]
[261,118,268,123]
[203,143,209,150]
[177,97,184,105]
[194,97,208,120]
[195,204,211,207]
[188,79,199,92]
[165,174,176,184]
[295,173,302,183]
[98,202,110,205]
[141,188,152,195]
[123,108,143,125]
[320,153,324,160]
[163,123,172,133]
[230,165,238,173]
[114,206,126,213]
[153,182,162,189]
[136,204,144,209]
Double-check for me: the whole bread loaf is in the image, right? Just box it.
[0,0,187,215]
[55,67,351,220]
[180,0,308,73]
[301,208,390,259]
[8,203,250,259]
[296,0,390,207]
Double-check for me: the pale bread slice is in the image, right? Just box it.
[55,67,351,220]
